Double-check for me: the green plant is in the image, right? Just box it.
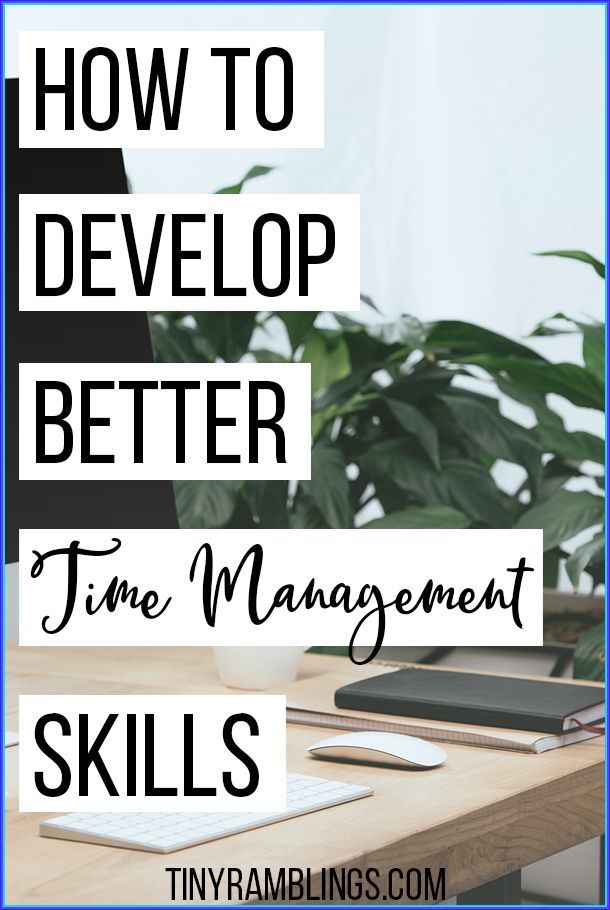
[148,170,605,678]
[529,251,605,681]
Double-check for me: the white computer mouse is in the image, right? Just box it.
[308,731,446,769]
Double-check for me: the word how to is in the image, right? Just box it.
[35,46,295,132]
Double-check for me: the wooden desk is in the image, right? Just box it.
[5,645,605,906]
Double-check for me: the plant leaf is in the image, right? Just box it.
[580,322,605,382]
[313,367,375,411]
[175,479,242,528]
[529,316,604,381]
[359,441,449,505]
[385,363,454,404]
[573,622,605,682]
[251,349,289,364]
[515,490,604,551]
[149,315,199,363]
[191,312,257,362]
[543,548,561,588]
[537,457,583,501]
[496,374,562,427]
[244,481,289,528]
[276,311,317,351]
[302,329,351,396]
[289,492,329,529]
[535,250,605,279]
[302,330,351,436]
[363,505,470,529]
[494,376,603,464]
[565,532,605,590]
[360,293,380,313]
[359,443,512,527]
[442,457,514,528]
[310,442,353,528]
[426,320,543,360]
[439,393,542,484]
[535,425,605,466]
[364,315,429,349]
[216,164,274,195]
[384,397,441,469]
[339,324,403,369]
[465,356,604,411]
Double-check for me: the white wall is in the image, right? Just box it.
[7,3,604,341]
[6,3,605,573]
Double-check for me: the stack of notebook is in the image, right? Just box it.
[286,664,605,754]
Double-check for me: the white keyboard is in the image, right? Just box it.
[40,772,373,853]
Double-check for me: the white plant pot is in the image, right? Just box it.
[213,646,308,690]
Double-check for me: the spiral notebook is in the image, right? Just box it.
[335,667,605,734]
[285,665,605,754]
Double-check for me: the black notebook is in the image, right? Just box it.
[335,668,605,734]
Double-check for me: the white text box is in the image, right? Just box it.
[20,194,359,312]
[20,31,324,148]
[19,362,311,480]
[19,694,286,812]
[19,528,544,651]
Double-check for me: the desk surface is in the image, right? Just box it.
[5,645,605,906]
